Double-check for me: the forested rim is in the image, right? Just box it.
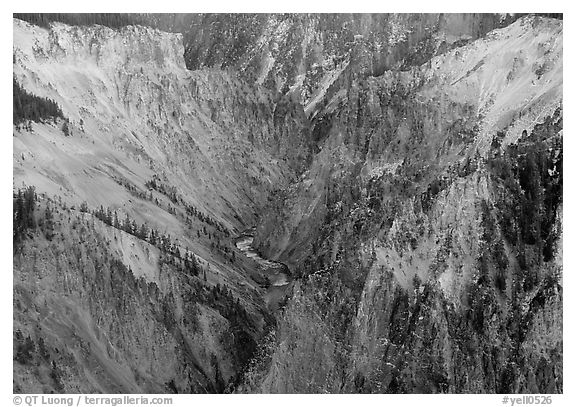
[13,13,150,29]
[13,13,562,76]
[12,13,564,30]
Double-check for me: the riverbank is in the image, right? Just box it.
[235,233,292,313]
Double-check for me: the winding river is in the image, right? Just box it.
[235,233,291,311]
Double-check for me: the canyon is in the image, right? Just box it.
[13,14,562,393]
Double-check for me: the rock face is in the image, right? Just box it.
[12,18,311,393]
[176,13,523,119]
[13,18,311,230]
[14,202,237,393]
[13,14,562,394]
[248,15,563,393]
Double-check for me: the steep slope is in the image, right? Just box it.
[255,15,562,268]
[173,13,524,119]
[13,18,311,231]
[12,18,311,393]
[13,14,563,394]
[12,16,312,316]
[247,15,562,393]
[14,194,261,393]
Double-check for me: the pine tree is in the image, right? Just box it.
[124,214,132,234]
[62,120,70,137]
[44,205,54,241]
[13,77,64,125]
[15,334,35,364]
[37,337,50,361]
[138,223,148,240]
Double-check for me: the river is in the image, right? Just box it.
[235,233,292,312]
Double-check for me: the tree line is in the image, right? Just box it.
[14,13,150,29]
[145,176,228,234]
[88,203,194,261]
[13,186,58,251]
[13,78,64,126]
[13,186,37,248]
[13,187,257,381]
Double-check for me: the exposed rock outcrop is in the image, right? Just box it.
[249,15,563,393]
[13,14,563,394]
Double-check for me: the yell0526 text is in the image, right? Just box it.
[502,395,553,405]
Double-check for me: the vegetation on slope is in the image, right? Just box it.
[245,33,563,390]
[13,13,149,29]
[13,188,261,393]
[13,78,63,126]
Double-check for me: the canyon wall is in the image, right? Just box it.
[248,15,563,393]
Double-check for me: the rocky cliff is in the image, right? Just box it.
[12,18,310,393]
[176,13,525,120]
[14,196,247,393]
[13,18,311,231]
[247,15,563,393]
[13,14,563,394]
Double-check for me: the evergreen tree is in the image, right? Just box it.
[13,187,37,249]
[43,205,55,240]
[15,334,35,365]
[138,223,148,240]
[62,120,70,136]
[13,77,64,125]
[124,214,132,234]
